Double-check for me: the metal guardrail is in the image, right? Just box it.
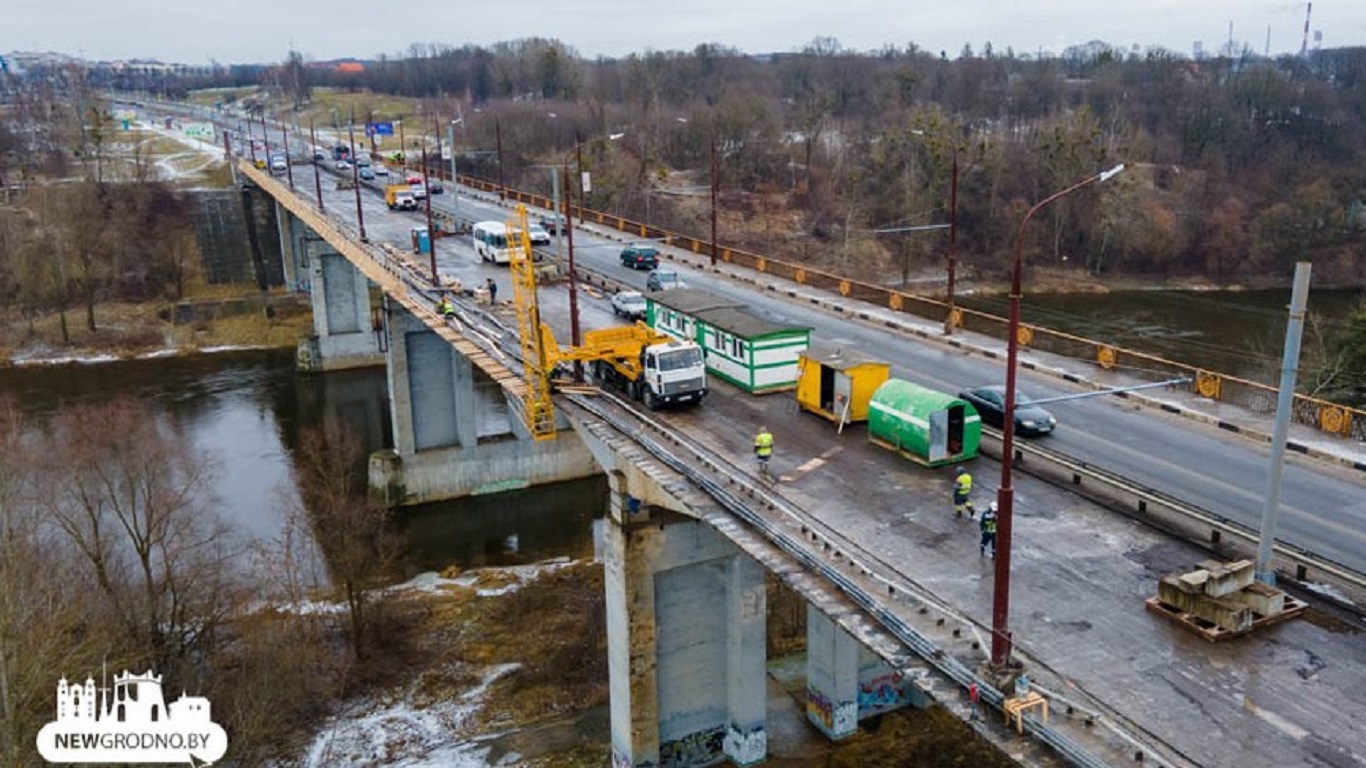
[985,427,1366,595]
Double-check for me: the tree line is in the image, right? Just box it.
[244,37,1366,289]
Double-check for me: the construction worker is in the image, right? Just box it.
[754,425,774,477]
[438,294,455,317]
[980,502,998,557]
[486,277,498,305]
[953,466,975,518]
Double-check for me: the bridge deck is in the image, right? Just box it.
[246,157,1366,768]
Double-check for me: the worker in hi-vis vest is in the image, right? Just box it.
[953,466,976,519]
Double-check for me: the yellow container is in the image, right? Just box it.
[796,345,890,425]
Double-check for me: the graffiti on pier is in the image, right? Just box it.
[806,685,834,729]
[659,727,723,768]
[858,669,911,717]
[806,685,856,736]
[611,745,656,768]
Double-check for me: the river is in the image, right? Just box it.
[0,348,603,562]
[959,286,1363,383]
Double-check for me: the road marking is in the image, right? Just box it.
[781,446,843,483]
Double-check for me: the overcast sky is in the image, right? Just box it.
[7,0,1366,65]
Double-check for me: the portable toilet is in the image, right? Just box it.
[411,227,431,255]
[796,344,890,425]
[867,379,980,466]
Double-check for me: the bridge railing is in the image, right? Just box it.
[394,161,1366,445]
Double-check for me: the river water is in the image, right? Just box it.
[0,348,603,562]
[959,287,1363,383]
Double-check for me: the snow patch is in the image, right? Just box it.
[1300,580,1358,608]
[301,664,521,768]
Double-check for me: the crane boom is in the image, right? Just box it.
[507,205,557,440]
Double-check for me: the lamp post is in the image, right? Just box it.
[447,117,463,229]
[347,107,366,242]
[309,117,324,211]
[422,136,438,285]
[564,132,625,351]
[991,162,1124,670]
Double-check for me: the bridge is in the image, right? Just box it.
[233,146,1366,768]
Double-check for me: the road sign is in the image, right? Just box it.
[366,122,394,137]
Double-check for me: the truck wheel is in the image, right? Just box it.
[644,390,659,411]
[629,381,643,401]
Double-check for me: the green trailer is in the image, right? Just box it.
[867,378,980,467]
[646,288,811,394]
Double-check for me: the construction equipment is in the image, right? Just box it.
[506,205,708,440]
[507,206,558,441]
[541,323,708,410]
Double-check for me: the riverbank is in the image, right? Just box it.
[0,286,312,366]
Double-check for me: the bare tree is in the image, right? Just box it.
[36,399,240,677]
[294,419,405,659]
[0,398,107,768]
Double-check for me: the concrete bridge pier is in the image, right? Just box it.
[280,208,384,372]
[805,607,929,741]
[601,469,768,768]
[368,298,597,506]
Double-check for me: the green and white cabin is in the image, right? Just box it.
[645,289,812,394]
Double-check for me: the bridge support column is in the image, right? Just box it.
[370,299,597,506]
[805,607,927,741]
[276,201,305,291]
[297,244,383,372]
[805,607,859,740]
[604,471,768,768]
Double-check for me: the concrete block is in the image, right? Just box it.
[1174,571,1209,594]
[1198,559,1255,598]
[1230,580,1286,617]
[1159,576,1201,610]
[1188,594,1253,633]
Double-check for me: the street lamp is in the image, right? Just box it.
[347,107,366,242]
[564,132,625,351]
[991,162,1124,670]
[447,117,463,229]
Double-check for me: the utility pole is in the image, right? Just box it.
[496,117,506,201]
[309,118,324,211]
[710,136,719,267]
[278,117,293,189]
[1255,262,1312,585]
[422,141,437,284]
[944,154,959,335]
[347,107,366,242]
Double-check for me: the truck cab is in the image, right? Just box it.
[639,340,707,408]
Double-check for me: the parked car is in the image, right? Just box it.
[527,225,551,245]
[646,268,685,292]
[373,164,389,176]
[620,243,660,270]
[335,159,351,171]
[539,213,568,234]
[429,179,444,194]
[312,148,326,162]
[409,181,427,200]
[610,290,647,320]
[958,385,1057,436]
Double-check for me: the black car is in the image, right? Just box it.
[958,385,1057,436]
[620,243,660,270]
